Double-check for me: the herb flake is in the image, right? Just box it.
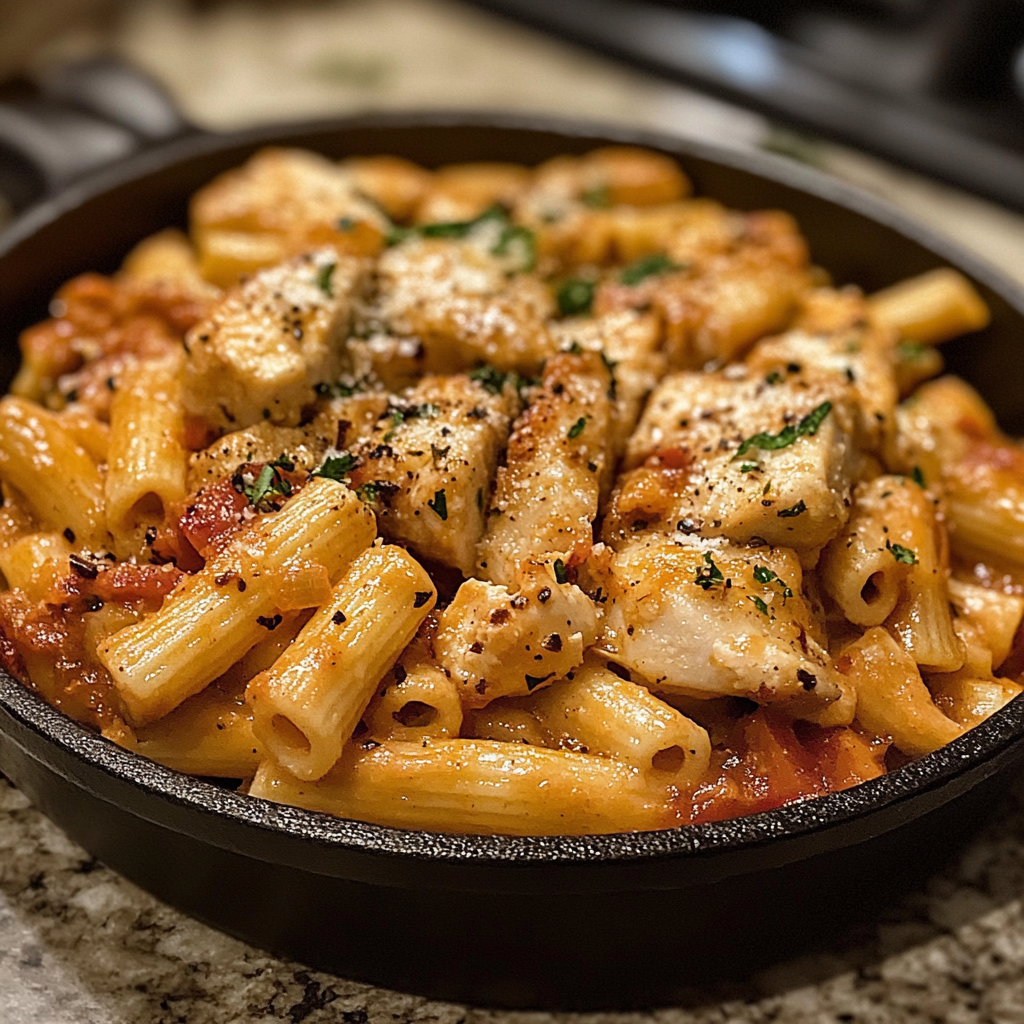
[315,261,336,297]
[693,552,725,590]
[887,540,918,565]
[313,453,356,481]
[619,252,681,286]
[557,278,595,317]
[428,489,448,521]
[734,401,832,460]
[567,417,587,440]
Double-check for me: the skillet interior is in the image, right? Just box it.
[1,112,1023,1007]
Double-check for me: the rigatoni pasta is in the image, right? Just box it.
[0,142,1018,836]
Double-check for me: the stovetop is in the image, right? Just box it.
[471,0,1024,210]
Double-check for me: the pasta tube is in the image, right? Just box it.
[841,627,962,757]
[525,661,711,786]
[868,268,989,344]
[362,639,463,743]
[0,396,107,548]
[820,476,916,627]
[248,543,436,780]
[249,738,674,835]
[97,478,375,724]
[105,353,188,535]
[135,684,261,778]
[0,532,71,601]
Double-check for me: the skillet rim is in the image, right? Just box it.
[2,108,1024,870]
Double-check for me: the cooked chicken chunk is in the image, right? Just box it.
[375,231,556,375]
[191,147,385,286]
[604,368,862,553]
[414,162,531,224]
[182,249,368,431]
[587,537,841,713]
[434,563,600,708]
[347,374,519,574]
[515,148,691,269]
[477,351,613,586]
[186,393,388,490]
[746,296,898,455]
[594,210,809,367]
[552,310,666,461]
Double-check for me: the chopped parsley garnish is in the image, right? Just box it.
[557,278,595,317]
[419,204,506,239]
[492,224,537,272]
[734,401,832,460]
[428,488,448,521]
[753,565,793,599]
[243,464,292,508]
[887,540,918,565]
[567,417,587,440]
[382,402,441,441]
[315,377,367,399]
[313,453,356,481]
[315,261,336,297]
[337,217,357,232]
[912,465,926,488]
[553,558,568,585]
[748,595,770,616]
[383,409,405,442]
[619,252,681,286]
[693,552,725,590]
[765,371,783,385]
[270,454,295,471]
[739,463,759,473]
[470,364,511,394]
[356,482,379,503]
[385,223,412,247]
[777,500,807,518]
[469,364,536,397]
[581,184,611,208]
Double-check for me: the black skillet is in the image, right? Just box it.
[1,62,1024,1013]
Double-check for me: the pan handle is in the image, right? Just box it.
[0,56,193,214]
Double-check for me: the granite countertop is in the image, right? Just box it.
[6,2,1024,1020]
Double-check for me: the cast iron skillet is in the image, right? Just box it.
[1,99,1024,1010]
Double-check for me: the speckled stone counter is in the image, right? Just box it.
[4,771,1024,1023]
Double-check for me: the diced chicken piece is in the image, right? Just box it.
[119,229,221,303]
[434,563,600,708]
[182,249,369,431]
[375,233,556,375]
[477,351,613,587]
[515,148,692,269]
[552,310,666,460]
[744,317,899,455]
[347,374,519,574]
[414,162,531,224]
[604,368,861,553]
[587,537,841,713]
[343,155,433,222]
[191,147,386,286]
[595,211,809,367]
[186,393,388,491]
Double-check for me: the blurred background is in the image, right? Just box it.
[1,0,1024,281]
